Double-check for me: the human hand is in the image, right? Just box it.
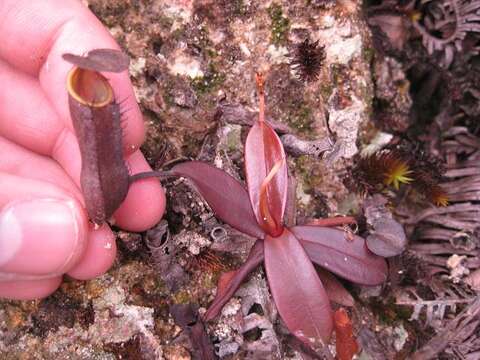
[0,0,165,299]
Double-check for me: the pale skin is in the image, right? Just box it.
[0,0,166,299]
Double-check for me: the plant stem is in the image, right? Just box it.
[129,170,172,183]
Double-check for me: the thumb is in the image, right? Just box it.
[0,173,88,279]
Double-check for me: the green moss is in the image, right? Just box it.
[191,63,225,95]
[158,15,174,30]
[171,289,192,304]
[181,134,205,158]
[232,0,248,16]
[330,63,344,85]
[320,83,334,100]
[363,46,375,65]
[294,155,318,190]
[171,27,186,41]
[293,156,332,218]
[162,91,174,107]
[225,126,242,153]
[267,3,290,45]
[285,102,314,136]
[160,76,180,108]
[197,24,212,51]
[199,272,216,290]
[170,272,217,307]
[206,48,218,58]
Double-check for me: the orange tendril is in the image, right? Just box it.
[256,72,265,123]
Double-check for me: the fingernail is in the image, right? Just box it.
[0,198,86,275]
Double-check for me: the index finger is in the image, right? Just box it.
[0,0,145,152]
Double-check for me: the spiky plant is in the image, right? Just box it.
[357,150,413,191]
[289,38,326,82]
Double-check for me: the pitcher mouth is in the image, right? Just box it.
[66,67,113,108]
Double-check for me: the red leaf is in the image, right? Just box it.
[317,268,354,307]
[264,228,333,348]
[291,226,388,285]
[244,74,287,237]
[171,162,265,239]
[204,240,264,321]
[334,308,359,360]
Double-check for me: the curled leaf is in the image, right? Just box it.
[171,161,265,239]
[291,226,388,285]
[258,158,285,236]
[334,308,359,360]
[63,49,130,73]
[244,74,288,236]
[204,240,264,321]
[264,228,333,348]
[67,65,129,224]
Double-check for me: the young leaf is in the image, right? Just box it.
[291,226,388,285]
[363,194,407,257]
[171,162,265,239]
[366,218,407,257]
[67,67,129,224]
[258,158,285,235]
[317,268,354,307]
[264,228,333,348]
[334,308,359,360]
[244,74,287,237]
[204,240,264,321]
